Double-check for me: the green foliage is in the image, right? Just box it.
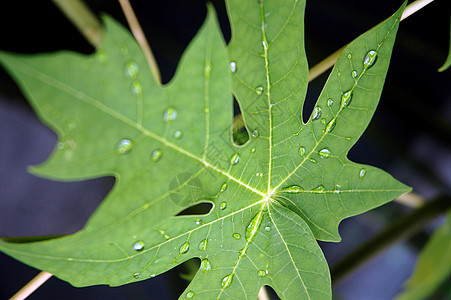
[396,210,451,300]
[0,0,410,298]
[438,17,451,72]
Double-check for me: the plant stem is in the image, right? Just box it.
[52,0,104,48]
[331,194,451,284]
[308,0,435,82]
[118,0,162,85]
[10,271,52,300]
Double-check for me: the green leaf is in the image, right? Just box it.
[396,210,451,300]
[438,16,451,72]
[0,1,409,299]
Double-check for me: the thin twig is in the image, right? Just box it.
[396,192,425,208]
[258,285,271,300]
[52,0,104,48]
[118,0,161,84]
[10,271,52,300]
[308,0,435,82]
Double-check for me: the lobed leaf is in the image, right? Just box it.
[0,1,410,299]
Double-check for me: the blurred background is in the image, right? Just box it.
[0,0,450,299]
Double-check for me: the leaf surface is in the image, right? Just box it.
[0,1,409,299]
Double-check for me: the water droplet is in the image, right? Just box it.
[299,147,306,155]
[230,61,237,73]
[233,233,241,240]
[333,189,341,194]
[179,241,190,254]
[230,153,240,165]
[312,106,322,120]
[174,130,183,139]
[133,240,145,251]
[124,60,139,78]
[219,202,227,210]
[219,182,228,193]
[164,105,177,122]
[251,147,256,153]
[327,99,334,107]
[195,219,202,225]
[341,91,353,108]
[255,86,263,95]
[321,118,326,124]
[326,119,336,133]
[221,274,233,289]
[96,50,107,63]
[352,70,358,78]
[319,148,331,159]
[252,130,259,138]
[185,291,195,299]
[246,211,264,242]
[347,53,352,59]
[198,239,208,251]
[133,272,141,279]
[309,158,318,164]
[67,257,74,261]
[359,168,366,179]
[131,80,142,97]
[265,226,271,232]
[203,106,210,114]
[63,118,76,131]
[200,259,212,273]
[151,149,162,162]
[281,185,304,193]
[311,185,325,193]
[363,50,377,68]
[258,270,268,277]
[116,138,134,154]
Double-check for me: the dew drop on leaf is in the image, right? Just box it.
[326,119,336,133]
[363,50,378,68]
[195,219,202,225]
[219,202,227,210]
[318,148,331,159]
[200,259,212,273]
[341,91,353,108]
[233,233,241,240]
[251,147,256,153]
[116,138,134,154]
[164,105,177,122]
[299,146,306,155]
[312,106,322,120]
[230,61,237,73]
[359,168,367,179]
[230,153,240,165]
[174,130,183,139]
[179,241,190,254]
[63,118,76,131]
[264,225,271,232]
[255,86,263,95]
[151,149,162,162]
[347,53,352,59]
[133,240,144,251]
[258,270,268,277]
[311,185,325,193]
[220,182,228,192]
[124,60,139,78]
[185,291,195,299]
[133,272,141,279]
[352,70,358,78]
[246,211,264,242]
[198,239,208,251]
[309,158,318,164]
[251,129,259,137]
[281,185,304,193]
[221,274,233,289]
[130,80,142,98]
[327,99,334,107]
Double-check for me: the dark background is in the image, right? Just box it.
[0,0,450,299]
